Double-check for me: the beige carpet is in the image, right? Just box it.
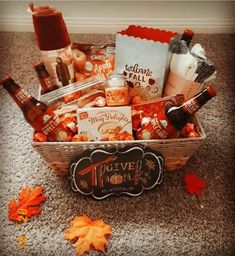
[0,32,235,255]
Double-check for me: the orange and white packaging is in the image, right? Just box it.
[72,43,115,81]
[40,76,106,111]
[131,94,185,131]
[76,106,133,141]
[115,25,178,101]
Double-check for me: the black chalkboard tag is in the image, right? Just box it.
[69,145,164,199]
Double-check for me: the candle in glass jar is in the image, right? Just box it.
[105,73,130,106]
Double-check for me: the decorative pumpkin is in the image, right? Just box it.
[110,174,123,185]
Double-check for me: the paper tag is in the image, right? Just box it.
[163,72,202,100]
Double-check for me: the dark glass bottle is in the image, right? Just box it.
[1,77,72,142]
[166,85,217,130]
[34,62,59,94]
[181,28,195,47]
[136,85,217,140]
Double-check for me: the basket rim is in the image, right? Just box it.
[32,132,206,146]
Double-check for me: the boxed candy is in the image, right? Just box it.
[131,94,185,132]
[76,106,133,141]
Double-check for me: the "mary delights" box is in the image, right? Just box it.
[77,106,133,141]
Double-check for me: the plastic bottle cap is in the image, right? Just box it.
[206,85,217,97]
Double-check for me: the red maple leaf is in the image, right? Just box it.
[184,173,205,196]
[8,186,46,223]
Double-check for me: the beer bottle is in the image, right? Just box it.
[34,62,59,94]
[0,77,73,142]
[137,85,217,140]
[181,28,195,47]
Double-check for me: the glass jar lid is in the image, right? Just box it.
[107,73,126,87]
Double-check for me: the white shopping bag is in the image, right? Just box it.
[115,25,177,101]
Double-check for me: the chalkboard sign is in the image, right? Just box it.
[69,145,164,199]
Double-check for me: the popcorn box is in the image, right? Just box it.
[76,106,132,141]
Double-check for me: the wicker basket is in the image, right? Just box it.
[32,116,206,175]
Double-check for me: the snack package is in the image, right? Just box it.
[115,25,178,101]
[76,106,133,141]
[131,94,185,133]
[71,43,115,81]
[40,76,107,111]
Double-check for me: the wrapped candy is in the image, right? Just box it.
[33,132,48,142]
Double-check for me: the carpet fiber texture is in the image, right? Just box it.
[0,32,235,256]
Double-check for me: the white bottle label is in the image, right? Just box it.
[15,88,32,106]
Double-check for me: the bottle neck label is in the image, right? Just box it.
[182,98,200,115]
[40,77,56,92]
[15,88,33,106]
[44,77,54,87]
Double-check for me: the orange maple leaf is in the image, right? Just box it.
[65,215,112,256]
[8,186,46,223]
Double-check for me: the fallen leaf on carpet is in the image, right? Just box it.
[65,214,112,256]
[185,173,206,196]
[8,186,46,223]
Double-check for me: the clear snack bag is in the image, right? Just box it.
[40,76,107,113]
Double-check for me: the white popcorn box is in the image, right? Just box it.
[77,106,132,141]
[115,25,178,101]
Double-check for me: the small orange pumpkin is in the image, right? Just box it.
[110,174,123,185]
